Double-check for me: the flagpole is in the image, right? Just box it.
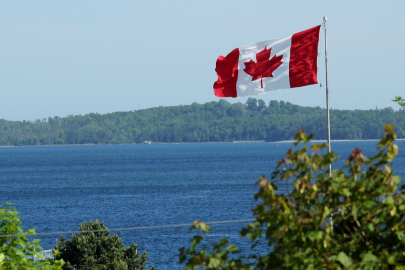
[323,16,332,177]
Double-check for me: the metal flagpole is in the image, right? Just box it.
[324,17,334,227]
[324,16,332,177]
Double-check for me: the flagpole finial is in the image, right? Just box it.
[323,16,327,21]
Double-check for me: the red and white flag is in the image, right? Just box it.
[213,25,321,97]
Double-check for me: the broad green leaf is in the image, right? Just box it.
[208,258,221,268]
[0,253,5,265]
[362,253,377,262]
[387,196,395,205]
[337,252,352,267]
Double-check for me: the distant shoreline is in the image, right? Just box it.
[0,138,404,148]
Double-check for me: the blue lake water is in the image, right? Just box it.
[1,140,404,269]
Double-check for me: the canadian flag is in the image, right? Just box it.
[213,25,321,97]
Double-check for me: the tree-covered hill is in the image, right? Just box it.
[1,98,404,146]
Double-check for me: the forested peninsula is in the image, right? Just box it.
[1,98,404,146]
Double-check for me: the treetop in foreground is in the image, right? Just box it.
[180,124,405,269]
[55,219,152,270]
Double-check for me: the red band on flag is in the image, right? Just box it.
[289,25,321,88]
[213,48,239,97]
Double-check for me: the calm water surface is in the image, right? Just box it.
[1,141,404,269]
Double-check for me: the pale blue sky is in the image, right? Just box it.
[0,1,404,121]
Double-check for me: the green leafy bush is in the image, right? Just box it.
[180,125,405,269]
[0,202,64,269]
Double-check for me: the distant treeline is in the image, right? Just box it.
[1,98,404,146]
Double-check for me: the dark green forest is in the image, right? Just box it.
[0,98,404,146]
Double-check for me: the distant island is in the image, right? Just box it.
[0,98,404,146]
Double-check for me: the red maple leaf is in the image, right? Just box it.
[243,47,283,88]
